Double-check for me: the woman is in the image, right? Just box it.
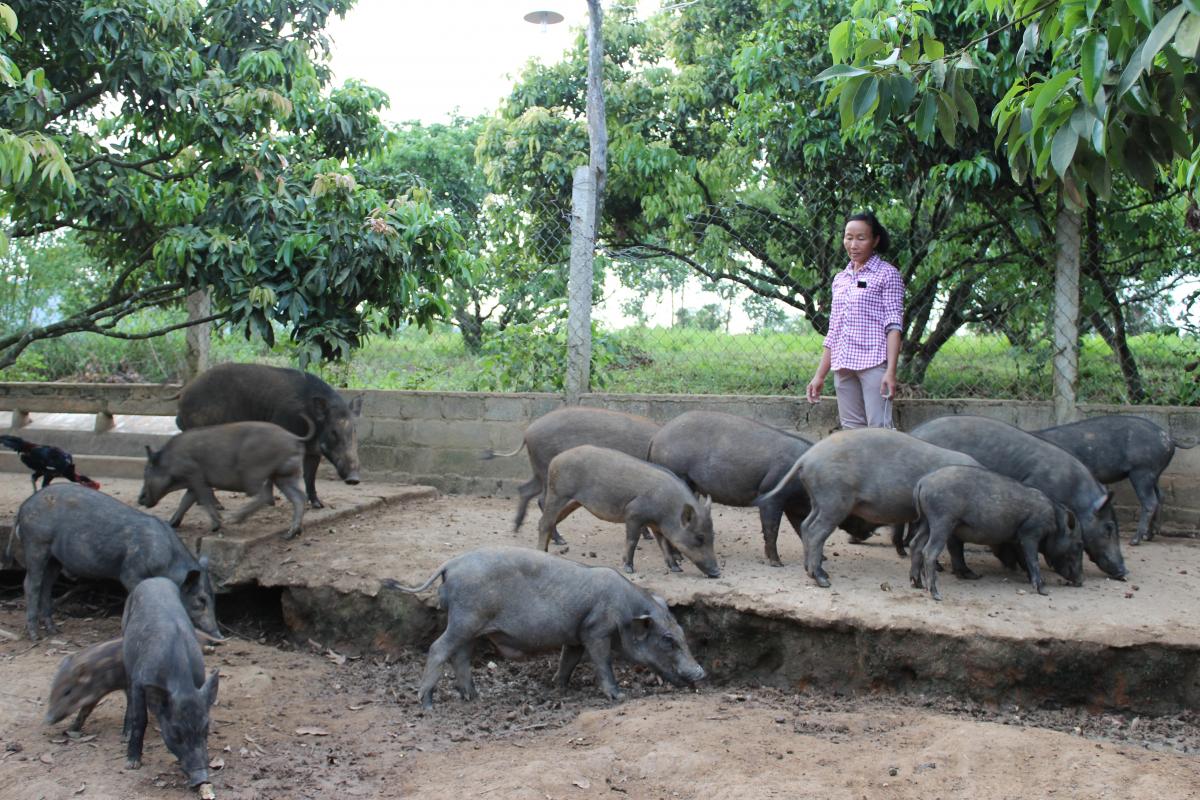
[806,211,904,428]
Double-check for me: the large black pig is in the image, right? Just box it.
[648,410,877,568]
[8,483,220,640]
[910,415,1127,580]
[1035,415,1194,545]
[176,362,363,508]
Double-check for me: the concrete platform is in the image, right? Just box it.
[1,466,1197,716]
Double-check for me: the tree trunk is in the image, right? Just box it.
[1053,201,1081,424]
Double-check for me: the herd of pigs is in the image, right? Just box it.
[0,361,1191,796]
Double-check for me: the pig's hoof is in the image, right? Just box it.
[283,529,300,540]
[954,569,980,581]
[767,557,783,568]
[811,572,830,588]
[310,498,325,510]
[930,590,942,601]
[126,758,141,770]
[669,563,682,573]
[622,563,635,574]
[551,534,567,545]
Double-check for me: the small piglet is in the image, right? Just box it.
[45,638,124,732]
[537,445,721,577]
[382,547,705,708]
[122,577,219,789]
[9,484,219,640]
[908,465,1084,600]
[138,419,312,539]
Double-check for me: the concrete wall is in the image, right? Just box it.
[2,385,1198,532]
[352,391,1200,533]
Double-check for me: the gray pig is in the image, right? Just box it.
[380,546,705,708]
[176,362,363,508]
[45,637,124,732]
[1035,415,1195,545]
[138,420,311,539]
[648,410,878,567]
[910,415,1127,579]
[122,577,219,788]
[756,428,983,588]
[538,445,721,577]
[483,406,661,541]
[908,465,1084,600]
[8,484,219,640]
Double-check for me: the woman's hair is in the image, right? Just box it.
[846,211,890,254]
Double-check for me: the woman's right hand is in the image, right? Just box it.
[806,376,823,404]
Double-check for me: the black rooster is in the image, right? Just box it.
[0,435,101,493]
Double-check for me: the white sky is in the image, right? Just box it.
[326,1,599,125]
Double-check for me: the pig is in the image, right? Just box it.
[909,415,1127,579]
[380,546,705,708]
[756,428,983,588]
[537,445,721,577]
[1034,415,1195,545]
[483,407,661,542]
[122,577,219,788]
[648,410,879,567]
[45,638,124,732]
[176,362,363,508]
[138,420,312,539]
[8,483,219,640]
[907,465,1084,600]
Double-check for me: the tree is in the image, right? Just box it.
[811,0,1200,405]
[374,117,570,352]
[0,0,462,370]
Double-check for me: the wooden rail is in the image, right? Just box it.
[0,382,181,433]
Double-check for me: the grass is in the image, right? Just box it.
[2,317,1197,406]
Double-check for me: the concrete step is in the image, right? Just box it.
[0,451,148,482]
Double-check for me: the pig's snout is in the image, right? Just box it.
[703,565,721,579]
[343,473,360,486]
[186,768,210,788]
[686,664,706,684]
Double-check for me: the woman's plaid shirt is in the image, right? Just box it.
[823,254,904,371]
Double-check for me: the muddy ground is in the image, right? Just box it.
[1,488,1199,799]
[1,594,1198,800]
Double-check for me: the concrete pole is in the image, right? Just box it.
[585,0,607,239]
[566,165,596,403]
[185,289,212,383]
[1053,203,1081,425]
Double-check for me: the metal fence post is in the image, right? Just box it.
[1053,204,1081,424]
[566,165,597,403]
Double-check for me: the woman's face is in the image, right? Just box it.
[843,220,879,266]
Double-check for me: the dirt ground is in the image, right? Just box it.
[0,480,1199,798]
[1,597,1198,800]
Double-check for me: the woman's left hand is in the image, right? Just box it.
[881,371,898,399]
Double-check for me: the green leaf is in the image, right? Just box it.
[1126,0,1154,29]
[1081,33,1108,105]
[952,71,979,129]
[1142,4,1188,65]
[935,90,957,146]
[923,35,945,61]
[1031,69,1076,129]
[0,4,16,35]
[813,63,870,82]
[852,76,879,120]
[1051,125,1078,176]
[914,93,937,142]
[856,38,889,61]
[1175,14,1200,58]
[889,75,917,112]
[830,20,852,63]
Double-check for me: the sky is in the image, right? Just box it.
[325,1,598,125]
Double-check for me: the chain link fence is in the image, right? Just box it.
[345,167,1198,406]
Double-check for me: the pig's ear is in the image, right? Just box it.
[202,668,220,707]
[144,445,158,464]
[1092,491,1112,513]
[182,568,202,593]
[350,394,364,416]
[144,684,169,713]
[681,504,695,526]
[631,614,653,639]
